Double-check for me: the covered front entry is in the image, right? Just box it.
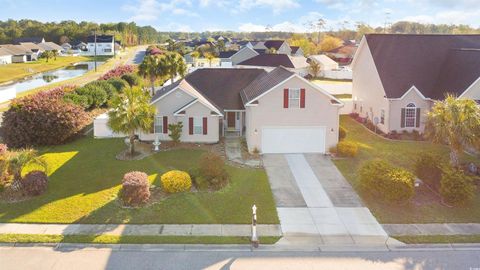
[224,110,244,137]
[261,126,326,154]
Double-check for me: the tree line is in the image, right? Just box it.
[1,19,479,46]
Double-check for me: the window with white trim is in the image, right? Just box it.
[154,116,163,134]
[193,117,203,134]
[288,88,300,108]
[380,109,385,124]
[404,103,416,127]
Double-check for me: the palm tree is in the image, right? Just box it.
[425,95,480,166]
[203,52,216,67]
[52,50,58,61]
[138,55,160,95]
[164,52,187,83]
[108,87,155,156]
[309,60,321,78]
[41,51,53,62]
[190,51,200,68]
[7,149,47,190]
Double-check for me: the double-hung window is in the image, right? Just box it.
[288,88,300,108]
[154,116,163,134]
[193,117,203,134]
[404,103,416,127]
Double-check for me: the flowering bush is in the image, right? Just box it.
[161,170,192,193]
[23,170,48,196]
[99,65,136,80]
[2,87,89,148]
[0,144,7,156]
[120,171,150,206]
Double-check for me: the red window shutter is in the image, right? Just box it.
[163,116,168,134]
[189,117,193,135]
[300,88,305,108]
[283,88,289,108]
[203,117,208,135]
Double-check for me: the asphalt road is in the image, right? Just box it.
[1,246,480,270]
[127,46,147,65]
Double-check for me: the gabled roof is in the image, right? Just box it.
[291,46,300,53]
[365,34,480,99]
[19,42,42,52]
[13,37,44,44]
[185,68,266,110]
[263,40,285,50]
[326,44,357,55]
[150,80,182,103]
[0,44,29,55]
[238,54,308,69]
[0,47,12,57]
[218,50,237,59]
[87,35,114,43]
[240,66,294,104]
[37,42,63,51]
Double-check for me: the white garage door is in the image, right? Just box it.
[261,126,326,154]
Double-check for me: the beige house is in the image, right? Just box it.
[137,67,342,154]
[352,34,480,134]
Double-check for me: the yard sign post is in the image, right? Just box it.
[251,204,259,248]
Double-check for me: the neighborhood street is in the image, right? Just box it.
[1,246,480,270]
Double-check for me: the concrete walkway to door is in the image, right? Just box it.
[263,154,396,248]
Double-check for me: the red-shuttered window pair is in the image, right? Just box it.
[188,117,208,135]
[154,116,169,134]
[283,88,305,108]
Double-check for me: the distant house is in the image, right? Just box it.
[237,41,253,49]
[184,53,220,68]
[263,40,292,55]
[72,41,87,51]
[61,43,72,52]
[326,44,358,64]
[19,42,43,60]
[86,35,115,56]
[13,37,45,44]
[352,34,480,134]
[0,45,31,63]
[38,42,63,54]
[0,48,13,64]
[218,47,259,66]
[290,46,304,57]
[308,55,338,71]
[236,54,310,76]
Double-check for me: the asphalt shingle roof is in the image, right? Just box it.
[240,66,294,104]
[238,54,296,68]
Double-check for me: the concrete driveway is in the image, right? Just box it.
[263,154,389,246]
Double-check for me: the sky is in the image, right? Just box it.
[0,0,479,32]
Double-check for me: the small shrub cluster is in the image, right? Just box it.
[3,88,89,148]
[106,78,128,93]
[160,170,192,193]
[197,152,229,190]
[22,170,48,196]
[359,159,415,203]
[168,122,183,144]
[99,65,136,80]
[120,171,150,206]
[440,166,476,205]
[336,140,359,157]
[121,73,141,88]
[414,152,444,191]
[339,126,347,141]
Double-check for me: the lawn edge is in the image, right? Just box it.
[393,234,480,244]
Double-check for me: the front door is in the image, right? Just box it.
[227,112,236,128]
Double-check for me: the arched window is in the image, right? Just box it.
[404,103,416,127]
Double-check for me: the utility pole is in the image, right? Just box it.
[94,30,97,72]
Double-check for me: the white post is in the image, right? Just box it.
[251,204,259,248]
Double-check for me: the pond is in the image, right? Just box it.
[0,61,103,102]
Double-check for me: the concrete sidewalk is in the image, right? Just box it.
[0,223,282,237]
[383,223,480,236]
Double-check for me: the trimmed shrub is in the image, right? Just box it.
[23,170,48,196]
[106,78,128,93]
[2,88,89,148]
[75,85,108,108]
[359,159,415,203]
[336,140,358,157]
[198,152,229,190]
[63,92,90,109]
[168,122,183,144]
[440,166,475,205]
[99,65,136,80]
[339,126,347,141]
[121,73,141,88]
[414,152,444,191]
[120,171,150,206]
[160,170,192,193]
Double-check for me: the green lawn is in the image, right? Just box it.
[0,136,279,224]
[394,235,480,244]
[0,234,281,245]
[0,56,91,84]
[334,116,480,224]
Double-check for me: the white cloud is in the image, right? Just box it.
[238,0,300,14]
[199,0,229,7]
[401,10,480,27]
[124,0,196,21]
[156,23,193,32]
